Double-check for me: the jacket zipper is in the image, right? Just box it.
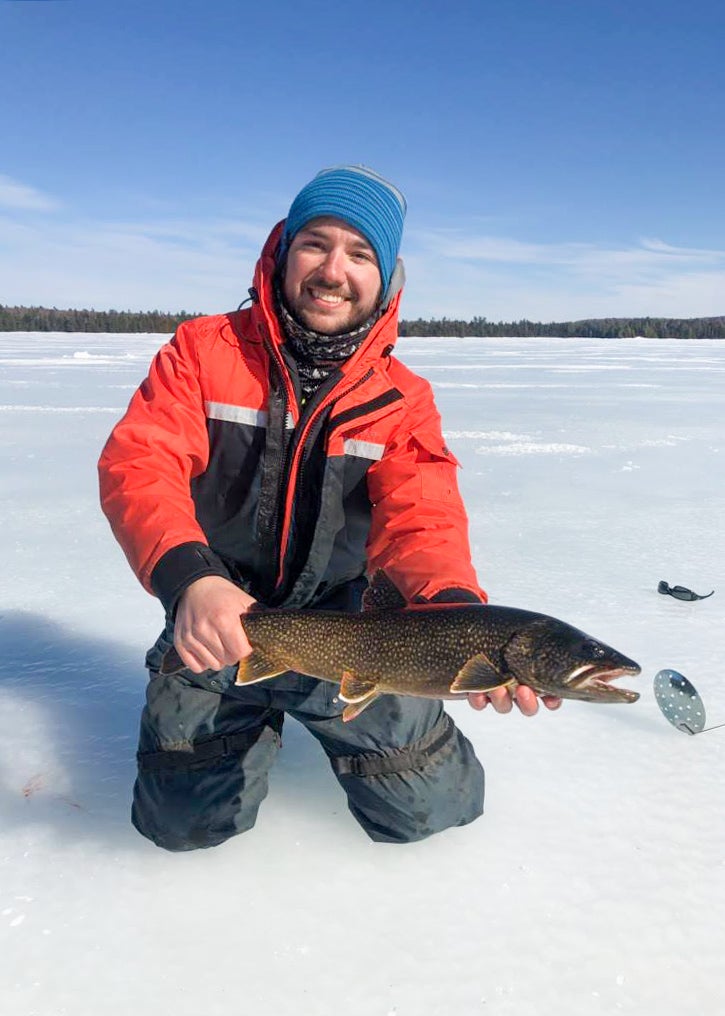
[257,337,297,600]
[275,366,377,592]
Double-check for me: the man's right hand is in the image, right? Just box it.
[173,575,256,673]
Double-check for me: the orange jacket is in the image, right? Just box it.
[98,223,486,612]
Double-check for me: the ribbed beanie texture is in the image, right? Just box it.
[279,165,406,291]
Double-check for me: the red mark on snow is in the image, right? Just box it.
[22,774,44,799]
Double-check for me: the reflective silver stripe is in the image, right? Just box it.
[343,438,385,461]
[205,402,268,428]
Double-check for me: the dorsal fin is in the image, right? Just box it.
[362,569,407,611]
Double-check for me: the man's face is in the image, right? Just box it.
[282,216,382,335]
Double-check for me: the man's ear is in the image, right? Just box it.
[381,258,405,309]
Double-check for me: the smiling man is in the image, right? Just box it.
[99,165,559,852]
[282,218,381,333]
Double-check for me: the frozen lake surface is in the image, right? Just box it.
[1,331,724,1016]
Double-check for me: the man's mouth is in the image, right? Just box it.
[307,287,349,306]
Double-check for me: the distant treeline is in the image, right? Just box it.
[398,315,725,339]
[0,305,200,333]
[1,304,724,339]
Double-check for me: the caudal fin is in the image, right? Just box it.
[160,646,186,676]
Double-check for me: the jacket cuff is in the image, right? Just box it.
[427,587,485,604]
[150,542,233,616]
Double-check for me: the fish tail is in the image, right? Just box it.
[160,646,186,676]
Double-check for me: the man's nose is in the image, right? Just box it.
[317,248,346,284]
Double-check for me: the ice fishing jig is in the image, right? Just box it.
[653,669,725,735]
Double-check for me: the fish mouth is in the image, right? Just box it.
[565,663,641,702]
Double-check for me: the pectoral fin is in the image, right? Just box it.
[450,653,512,693]
[235,651,287,685]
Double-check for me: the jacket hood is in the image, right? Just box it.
[250,221,403,371]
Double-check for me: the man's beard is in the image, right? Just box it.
[273,279,381,400]
[284,271,382,335]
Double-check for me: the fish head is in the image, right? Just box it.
[503,617,641,702]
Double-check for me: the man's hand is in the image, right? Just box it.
[468,686,562,715]
[174,575,256,673]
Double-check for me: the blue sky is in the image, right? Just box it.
[2,0,724,321]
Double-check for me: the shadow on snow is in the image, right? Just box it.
[0,611,342,849]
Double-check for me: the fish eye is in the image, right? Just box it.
[584,641,607,659]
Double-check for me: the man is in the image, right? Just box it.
[99,165,559,850]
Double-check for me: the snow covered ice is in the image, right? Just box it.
[1,331,724,1016]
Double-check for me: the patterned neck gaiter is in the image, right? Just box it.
[273,281,379,402]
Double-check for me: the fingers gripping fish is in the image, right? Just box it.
[161,571,640,722]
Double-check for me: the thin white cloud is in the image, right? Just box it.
[0,175,62,212]
[402,228,725,320]
[107,217,270,247]
[2,195,724,320]
[412,231,582,264]
[638,238,725,258]
[412,228,725,271]
[0,213,265,312]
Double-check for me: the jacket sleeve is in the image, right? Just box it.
[98,322,232,611]
[364,376,487,604]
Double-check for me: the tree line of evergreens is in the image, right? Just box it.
[0,305,201,333]
[397,315,725,339]
[1,304,724,339]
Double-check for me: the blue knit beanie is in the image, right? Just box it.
[279,165,407,292]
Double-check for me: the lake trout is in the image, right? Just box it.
[161,570,640,721]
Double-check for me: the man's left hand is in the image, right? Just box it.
[468,686,562,715]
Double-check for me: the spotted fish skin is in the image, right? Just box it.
[160,572,640,720]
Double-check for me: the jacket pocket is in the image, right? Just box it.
[412,430,462,503]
